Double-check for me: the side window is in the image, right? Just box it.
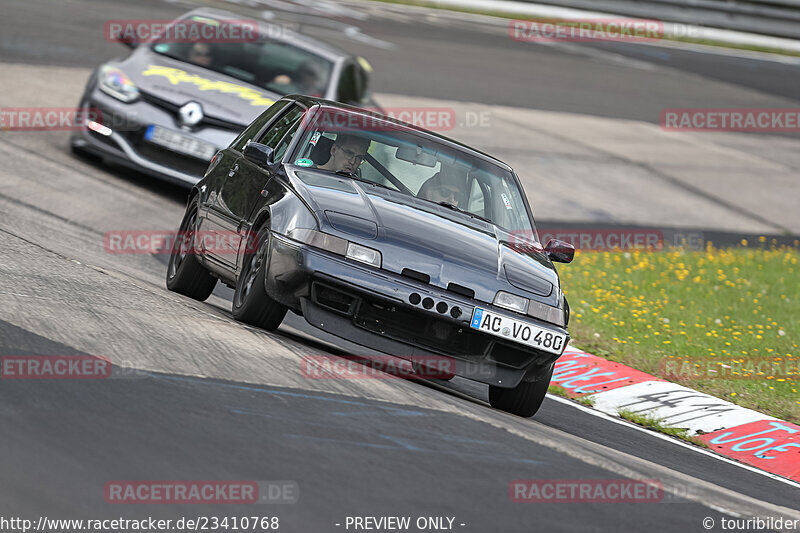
[230,100,289,152]
[336,64,359,103]
[257,104,305,148]
[274,119,303,162]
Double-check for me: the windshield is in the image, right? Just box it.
[291,107,535,234]
[150,21,333,97]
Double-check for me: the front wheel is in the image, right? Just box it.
[231,224,287,331]
[166,198,217,300]
[489,366,553,417]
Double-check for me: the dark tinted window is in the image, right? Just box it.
[151,21,333,96]
[355,65,368,103]
[336,64,360,103]
[230,100,289,152]
[258,104,305,148]
[274,120,303,162]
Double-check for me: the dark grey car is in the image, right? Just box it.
[166,95,576,418]
[70,7,376,186]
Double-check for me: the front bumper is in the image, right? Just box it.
[70,89,240,187]
[267,233,569,388]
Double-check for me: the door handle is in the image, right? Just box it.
[228,164,239,177]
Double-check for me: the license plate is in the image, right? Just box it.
[144,125,216,161]
[470,307,566,354]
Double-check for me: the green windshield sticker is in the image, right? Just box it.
[294,158,314,167]
[190,16,220,26]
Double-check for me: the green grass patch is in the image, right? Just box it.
[561,243,800,424]
[575,395,595,407]
[362,0,800,57]
[618,409,708,447]
[547,384,570,398]
[548,384,596,406]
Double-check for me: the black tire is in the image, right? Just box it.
[166,198,217,300]
[489,367,553,418]
[231,223,287,331]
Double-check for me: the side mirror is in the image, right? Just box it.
[243,142,275,169]
[545,239,575,263]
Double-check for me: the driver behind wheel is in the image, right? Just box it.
[318,133,371,174]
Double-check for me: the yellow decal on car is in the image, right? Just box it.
[141,65,275,107]
[356,56,373,73]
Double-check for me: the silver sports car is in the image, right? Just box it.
[70,7,377,186]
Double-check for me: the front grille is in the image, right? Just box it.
[135,142,210,177]
[313,283,357,314]
[88,128,119,149]
[140,91,244,132]
[354,299,489,356]
[309,280,543,366]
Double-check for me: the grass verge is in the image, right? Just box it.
[561,243,799,424]
[548,384,595,406]
[618,409,708,447]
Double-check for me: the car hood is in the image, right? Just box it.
[290,170,560,306]
[121,52,281,126]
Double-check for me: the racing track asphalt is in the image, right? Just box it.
[1,0,799,531]
[2,0,800,125]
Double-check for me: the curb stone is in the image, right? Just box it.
[552,347,800,482]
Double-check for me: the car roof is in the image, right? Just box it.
[179,7,355,62]
[289,95,514,172]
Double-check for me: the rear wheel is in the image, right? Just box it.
[232,224,288,331]
[166,198,217,300]
[489,366,553,417]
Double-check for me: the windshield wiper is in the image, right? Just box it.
[336,171,395,191]
[436,202,493,223]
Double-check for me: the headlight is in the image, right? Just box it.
[98,65,140,103]
[494,291,528,313]
[288,228,347,255]
[346,242,381,267]
[287,228,382,268]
